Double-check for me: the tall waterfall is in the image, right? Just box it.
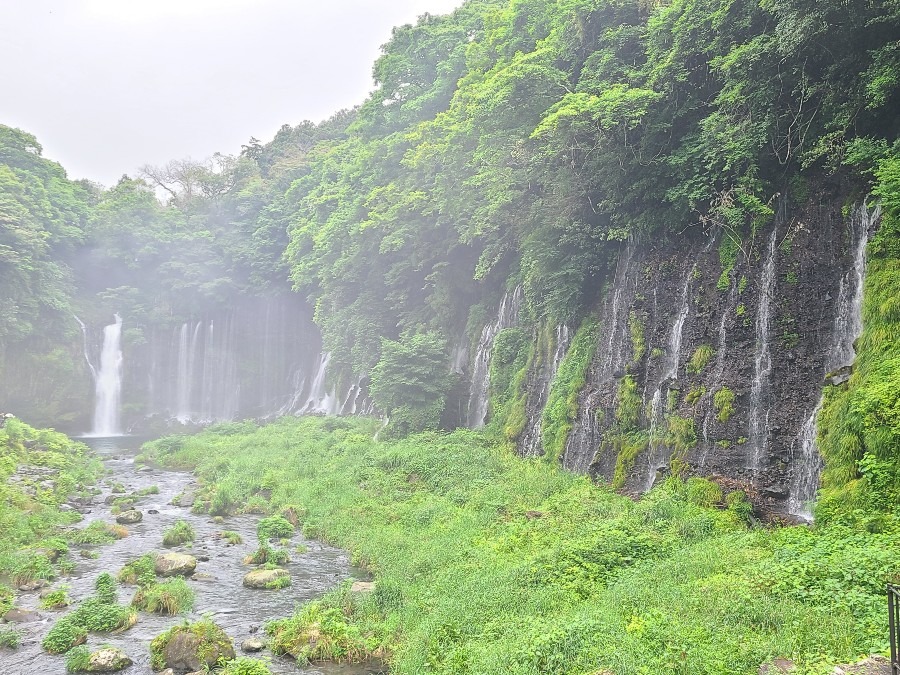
[642,266,694,491]
[467,286,523,429]
[749,229,778,475]
[787,203,880,516]
[562,242,637,472]
[90,314,124,437]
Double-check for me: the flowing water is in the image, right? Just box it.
[2,437,382,675]
[466,286,523,429]
[699,285,736,465]
[748,230,778,476]
[642,266,694,491]
[786,202,881,517]
[88,315,124,438]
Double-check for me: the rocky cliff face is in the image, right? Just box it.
[504,185,877,515]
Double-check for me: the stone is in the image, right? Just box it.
[155,552,197,577]
[115,510,142,524]
[148,509,160,514]
[759,658,794,674]
[3,607,40,623]
[190,572,215,582]
[242,568,290,589]
[160,624,234,672]
[241,637,265,652]
[832,656,892,674]
[86,647,132,672]
[158,671,174,675]
[350,581,375,593]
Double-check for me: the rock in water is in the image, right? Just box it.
[115,510,142,524]
[158,622,234,671]
[154,552,197,577]
[241,637,265,652]
[242,568,290,589]
[86,647,132,672]
[3,607,40,623]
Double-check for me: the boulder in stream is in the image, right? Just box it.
[86,647,132,672]
[242,568,290,589]
[241,637,265,652]
[3,607,40,623]
[115,510,142,525]
[151,619,235,672]
[154,552,197,577]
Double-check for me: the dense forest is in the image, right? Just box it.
[3,0,900,511]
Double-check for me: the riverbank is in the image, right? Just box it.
[142,416,900,674]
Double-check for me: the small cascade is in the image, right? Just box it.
[74,316,98,381]
[642,266,693,491]
[562,242,637,472]
[787,403,822,519]
[89,314,124,437]
[520,324,571,456]
[748,229,778,475]
[301,352,338,414]
[787,202,879,516]
[700,285,737,464]
[466,286,523,429]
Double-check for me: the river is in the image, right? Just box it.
[3,436,384,675]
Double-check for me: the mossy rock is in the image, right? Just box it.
[150,619,235,672]
[242,568,290,589]
[86,647,133,672]
[154,552,197,577]
[115,510,142,525]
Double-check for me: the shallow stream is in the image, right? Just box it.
[3,436,383,675]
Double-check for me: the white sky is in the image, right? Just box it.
[1,0,462,186]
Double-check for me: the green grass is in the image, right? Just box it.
[0,627,21,649]
[222,530,243,545]
[117,553,156,586]
[132,577,195,615]
[142,417,900,674]
[162,519,195,546]
[150,617,233,671]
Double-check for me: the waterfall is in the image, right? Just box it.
[562,242,637,472]
[89,314,124,437]
[466,286,523,429]
[700,285,736,464]
[748,230,778,475]
[301,352,337,414]
[520,324,571,456]
[642,266,693,491]
[787,202,879,516]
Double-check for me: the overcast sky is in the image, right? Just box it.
[1,0,462,186]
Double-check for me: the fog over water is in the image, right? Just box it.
[0,0,461,186]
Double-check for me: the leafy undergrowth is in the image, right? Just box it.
[0,417,102,586]
[143,417,899,674]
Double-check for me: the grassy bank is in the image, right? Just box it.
[0,417,103,611]
[143,417,897,674]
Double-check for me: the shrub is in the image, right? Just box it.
[39,587,71,609]
[132,577,195,615]
[222,657,273,675]
[162,520,195,547]
[257,515,294,542]
[42,618,87,654]
[65,644,91,672]
[222,530,243,545]
[684,478,723,507]
[118,554,156,586]
[0,627,21,648]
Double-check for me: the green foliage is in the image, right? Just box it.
[714,387,736,423]
[42,618,86,654]
[541,318,599,461]
[117,554,156,586]
[369,331,450,436]
[132,577,195,615]
[144,416,899,673]
[64,644,91,672]
[162,519,195,547]
[686,345,714,375]
[257,515,294,543]
[0,627,21,649]
[222,530,243,545]
[685,386,706,407]
[39,587,70,609]
[149,618,234,672]
[628,311,645,365]
[222,657,273,675]
[487,327,531,441]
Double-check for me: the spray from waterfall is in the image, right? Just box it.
[88,314,124,437]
